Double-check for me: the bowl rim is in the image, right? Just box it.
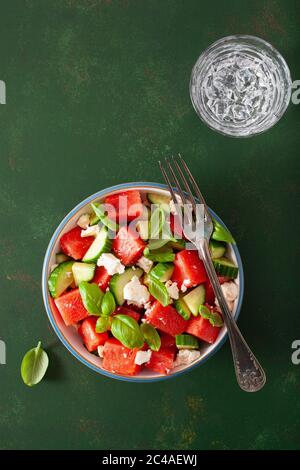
[42,182,244,382]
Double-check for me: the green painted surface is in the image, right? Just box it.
[0,0,299,450]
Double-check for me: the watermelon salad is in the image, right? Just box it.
[48,189,239,377]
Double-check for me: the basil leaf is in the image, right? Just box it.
[148,278,170,307]
[79,281,104,315]
[91,202,119,232]
[95,316,112,333]
[212,218,235,244]
[147,238,170,251]
[111,314,144,349]
[209,311,224,327]
[140,323,161,352]
[145,251,175,262]
[199,304,211,319]
[101,290,116,317]
[149,206,165,239]
[21,341,49,387]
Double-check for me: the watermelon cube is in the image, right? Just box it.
[102,338,141,376]
[92,266,111,291]
[112,226,146,265]
[186,315,221,344]
[60,226,94,260]
[160,333,176,349]
[54,288,89,326]
[145,347,175,375]
[146,301,188,336]
[171,250,208,288]
[78,316,109,352]
[105,190,143,223]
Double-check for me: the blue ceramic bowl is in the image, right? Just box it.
[42,183,244,382]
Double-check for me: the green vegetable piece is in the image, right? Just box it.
[140,323,161,352]
[183,285,206,316]
[209,239,226,259]
[209,311,224,327]
[147,238,170,251]
[147,192,171,212]
[212,257,238,278]
[95,316,112,333]
[21,341,49,387]
[110,267,143,305]
[212,218,235,244]
[175,334,199,350]
[101,290,116,317]
[148,278,170,307]
[174,298,191,320]
[82,226,112,263]
[149,206,165,239]
[199,304,211,319]
[144,245,175,263]
[48,261,74,298]
[72,262,96,286]
[91,202,119,232]
[79,281,104,315]
[55,252,70,264]
[111,314,144,349]
[149,262,174,282]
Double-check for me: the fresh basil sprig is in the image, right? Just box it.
[79,281,104,315]
[148,278,170,307]
[140,323,161,351]
[199,304,223,327]
[95,316,112,333]
[21,341,49,387]
[111,314,144,349]
[101,290,116,317]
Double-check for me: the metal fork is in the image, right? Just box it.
[159,154,266,392]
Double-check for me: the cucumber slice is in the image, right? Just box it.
[213,257,238,278]
[183,285,206,316]
[209,240,226,259]
[110,267,143,305]
[72,262,96,286]
[136,220,149,240]
[176,334,199,349]
[82,226,112,263]
[174,298,191,320]
[48,261,74,298]
[143,273,151,286]
[147,193,171,211]
[91,202,118,231]
[150,262,174,282]
[144,246,175,263]
[168,238,186,251]
[55,252,70,264]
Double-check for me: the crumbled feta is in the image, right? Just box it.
[77,213,90,229]
[137,256,153,273]
[134,349,152,365]
[169,199,177,215]
[165,280,179,300]
[215,281,238,312]
[123,275,150,307]
[97,345,104,358]
[174,349,201,367]
[81,225,100,237]
[97,253,125,275]
[50,263,58,272]
[180,280,189,293]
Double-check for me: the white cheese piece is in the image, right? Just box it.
[214,281,238,312]
[137,256,153,273]
[174,349,201,367]
[81,225,100,237]
[97,345,104,358]
[97,253,125,275]
[77,213,90,229]
[165,280,179,300]
[123,275,150,307]
[180,280,189,293]
[134,349,152,365]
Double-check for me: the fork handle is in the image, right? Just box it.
[197,240,266,392]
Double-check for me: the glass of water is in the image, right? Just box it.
[190,35,292,137]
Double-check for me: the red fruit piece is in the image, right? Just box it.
[160,333,176,349]
[92,266,111,291]
[54,288,89,326]
[78,316,109,352]
[146,301,187,336]
[60,226,94,260]
[185,315,221,344]
[102,338,141,375]
[145,347,175,375]
[105,190,143,223]
[171,249,208,288]
[112,226,146,265]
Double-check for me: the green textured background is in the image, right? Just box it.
[0,0,299,450]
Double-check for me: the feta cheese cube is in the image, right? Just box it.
[136,256,153,273]
[214,281,238,312]
[97,345,104,358]
[165,280,179,299]
[123,275,150,307]
[134,349,152,365]
[97,253,125,275]
[77,213,90,229]
[174,349,201,367]
[81,225,100,237]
